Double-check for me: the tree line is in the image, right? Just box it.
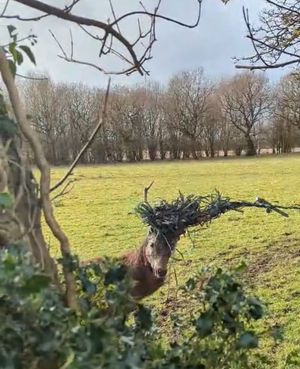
[21,68,300,165]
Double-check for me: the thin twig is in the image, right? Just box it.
[236,59,300,70]
[50,77,111,193]
[144,180,154,203]
[1,0,10,16]
[16,73,48,80]
[51,179,76,202]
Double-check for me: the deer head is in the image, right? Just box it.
[144,231,180,279]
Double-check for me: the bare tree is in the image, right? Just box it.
[142,82,165,161]
[275,71,300,129]
[23,79,69,164]
[202,94,223,158]
[237,1,300,70]
[167,68,212,159]
[219,72,271,156]
[108,86,145,161]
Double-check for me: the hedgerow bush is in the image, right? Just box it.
[0,245,274,369]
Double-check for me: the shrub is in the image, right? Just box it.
[0,245,274,369]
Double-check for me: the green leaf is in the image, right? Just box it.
[185,277,196,291]
[247,297,264,320]
[104,265,127,285]
[8,60,16,77]
[0,116,18,138]
[9,43,18,63]
[16,50,24,65]
[196,312,214,338]
[22,274,50,294]
[7,25,16,37]
[19,45,36,65]
[237,332,258,349]
[135,305,153,331]
[0,193,14,210]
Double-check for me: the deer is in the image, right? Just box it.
[81,230,180,300]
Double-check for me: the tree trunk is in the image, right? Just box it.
[245,134,256,156]
[0,129,59,286]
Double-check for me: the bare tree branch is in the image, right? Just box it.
[236,59,300,70]
[1,0,10,16]
[16,73,48,80]
[144,181,154,203]
[9,0,203,76]
[0,46,79,311]
[266,0,300,15]
[236,1,300,71]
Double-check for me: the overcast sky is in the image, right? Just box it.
[1,0,289,88]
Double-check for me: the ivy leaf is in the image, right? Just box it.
[196,312,214,338]
[22,274,50,294]
[247,297,264,320]
[16,50,24,65]
[7,25,16,37]
[0,193,14,210]
[19,45,36,65]
[9,43,18,63]
[185,277,196,291]
[0,116,18,138]
[237,332,258,349]
[104,265,127,285]
[135,305,153,331]
[8,60,16,77]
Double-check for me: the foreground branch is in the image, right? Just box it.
[10,0,203,75]
[0,47,79,311]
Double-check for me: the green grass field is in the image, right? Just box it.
[47,155,300,367]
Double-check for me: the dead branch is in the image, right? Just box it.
[236,2,300,70]
[51,179,76,202]
[16,73,48,80]
[0,47,79,311]
[236,59,300,70]
[50,77,111,193]
[144,181,154,203]
[1,0,10,16]
[9,0,203,75]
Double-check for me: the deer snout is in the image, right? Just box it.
[156,268,167,279]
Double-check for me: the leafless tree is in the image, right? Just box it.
[237,1,300,70]
[274,71,300,129]
[219,72,271,156]
[202,94,226,158]
[167,68,212,159]
[142,82,165,160]
[108,86,145,161]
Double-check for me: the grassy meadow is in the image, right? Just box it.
[47,154,300,367]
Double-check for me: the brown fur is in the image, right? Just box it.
[120,244,166,300]
[81,240,170,300]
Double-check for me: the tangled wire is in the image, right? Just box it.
[135,191,300,236]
